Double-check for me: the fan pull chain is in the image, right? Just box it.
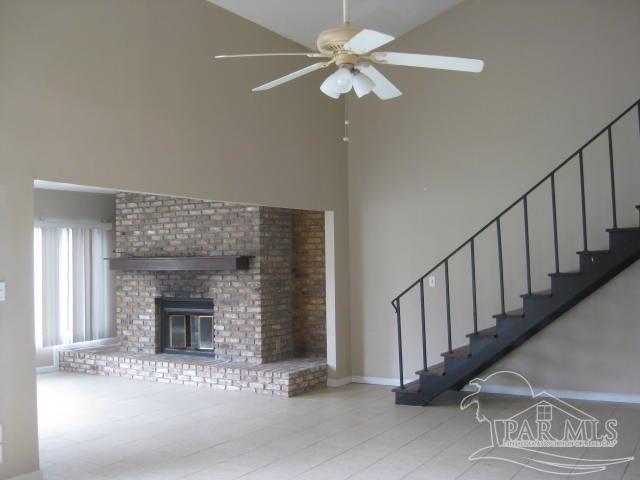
[343,98,350,142]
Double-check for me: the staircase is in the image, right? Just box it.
[392,99,640,406]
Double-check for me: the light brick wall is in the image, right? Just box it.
[292,211,327,356]
[259,208,294,362]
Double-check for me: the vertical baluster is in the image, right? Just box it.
[637,102,640,225]
[394,299,404,389]
[470,238,478,334]
[579,151,588,251]
[523,197,532,295]
[608,127,617,229]
[419,280,427,371]
[551,174,560,273]
[497,218,505,315]
[445,260,452,353]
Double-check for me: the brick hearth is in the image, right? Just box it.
[59,347,326,397]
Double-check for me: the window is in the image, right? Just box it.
[537,403,553,422]
[33,224,112,348]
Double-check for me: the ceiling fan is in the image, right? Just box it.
[214,0,484,100]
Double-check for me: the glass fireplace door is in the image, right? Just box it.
[169,315,187,349]
[160,298,215,356]
[167,315,214,353]
[189,315,214,351]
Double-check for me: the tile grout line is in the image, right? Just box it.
[288,407,466,480]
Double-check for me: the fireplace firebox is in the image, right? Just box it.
[158,298,215,356]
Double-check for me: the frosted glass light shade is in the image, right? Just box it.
[352,71,375,97]
[320,75,341,98]
[332,67,353,94]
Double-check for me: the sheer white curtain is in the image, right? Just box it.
[34,224,111,348]
[72,228,91,343]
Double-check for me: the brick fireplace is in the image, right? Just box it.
[115,194,294,364]
[60,193,328,396]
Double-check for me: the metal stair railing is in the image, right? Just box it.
[392,98,640,389]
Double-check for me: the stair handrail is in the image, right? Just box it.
[392,97,640,389]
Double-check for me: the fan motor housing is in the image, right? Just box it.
[316,24,362,63]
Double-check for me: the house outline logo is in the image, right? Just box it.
[460,371,634,475]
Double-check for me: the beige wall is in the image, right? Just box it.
[0,1,348,478]
[348,0,640,386]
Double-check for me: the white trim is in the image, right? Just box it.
[36,337,118,375]
[352,375,418,387]
[36,365,59,374]
[324,211,338,379]
[34,179,118,194]
[8,471,43,480]
[327,376,351,387]
[35,219,113,230]
[347,377,640,404]
[460,384,640,405]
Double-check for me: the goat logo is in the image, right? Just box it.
[460,371,634,475]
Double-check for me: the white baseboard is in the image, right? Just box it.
[327,376,352,387]
[461,384,640,404]
[351,376,417,387]
[9,471,43,480]
[344,376,640,404]
[36,365,59,374]
[36,337,119,375]
[56,336,119,351]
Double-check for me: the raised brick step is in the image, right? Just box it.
[59,347,327,397]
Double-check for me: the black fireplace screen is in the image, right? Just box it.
[158,298,215,356]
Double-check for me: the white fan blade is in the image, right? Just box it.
[252,62,329,92]
[357,65,402,100]
[371,52,484,73]
[344,29,395,54]
[215,53,326,59]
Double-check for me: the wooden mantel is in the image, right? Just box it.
[108,256,251,272]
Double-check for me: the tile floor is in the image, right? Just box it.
[38,373,640,480]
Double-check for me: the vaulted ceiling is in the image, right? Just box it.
[206,0,463,50]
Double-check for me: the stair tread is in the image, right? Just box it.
[392,380,420,393]
[548,271,581,277]
[441,345,471,358]
[493,308,525,319]
[521,289,552,298]
[417,362,445,376]
[466,326,497,338]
